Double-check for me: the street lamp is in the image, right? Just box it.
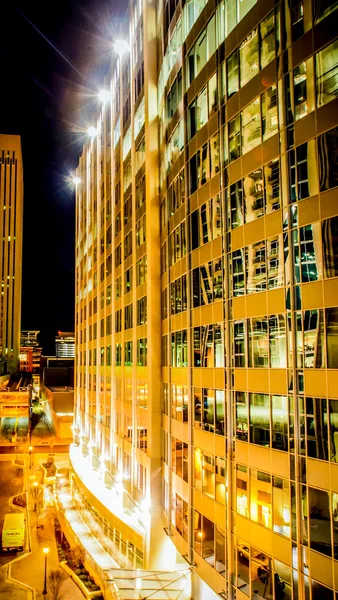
[29,446,33,469]
[42,547,50,595]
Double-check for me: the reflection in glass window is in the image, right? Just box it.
[234,321,246,367]
[303,309,325,368]
[260,12,276,69]
[250,393,270,446]
[228,115,241,162]
[250,470,272,528]
[247,240,266,294]
[308,487,332,557]
[230,180,244,228]
[239,30,259,87]
[317,126,338,191]
[313,0,338,23]
[242,97,260,154]
[322,216,338,278]
[330,400,338,462]
[316,40,338,107]
[289,140,318,201]
[326,308,338,369]
[236,465,249,518]
[293,59,315,120]
[244,168,264,223]
[272,395,288,451]
[227,51,239,98]
[262,85,278,141]
[298,224,322,283]
[248,317,268,367]
[236,391,248,440]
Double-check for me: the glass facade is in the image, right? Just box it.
[74,0,338,596]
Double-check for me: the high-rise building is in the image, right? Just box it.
[0,135,23,374]
[55,332,75,358]
[73,0,338,598]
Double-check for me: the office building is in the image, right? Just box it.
[55,331,75,358]
[0,135,23,374]
[20,330,39,347]
[73,0,338,598]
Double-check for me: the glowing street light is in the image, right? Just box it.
[98,89,111,104]
[72,176,81,186]
[87,126,97,139]
[42,547,50,595]
[113,39,130,56]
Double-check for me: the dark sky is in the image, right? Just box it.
[0,0,127,354]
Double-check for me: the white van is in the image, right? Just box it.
[2,513,25,551]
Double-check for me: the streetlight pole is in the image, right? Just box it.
[42,547,49,595]
[29,446,33,469]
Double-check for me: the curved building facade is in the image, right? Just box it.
[74,0,338,597]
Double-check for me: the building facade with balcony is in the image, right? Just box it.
[74,0,338,598]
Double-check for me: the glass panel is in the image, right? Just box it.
[260,12,275,69]
[240,30,259,87]
[262,85,278,141]
[316,40,338,107]
[308,487,332,557]
[242,97,261,153]
[326,307,338,368]
[248,317,268,367]
[227,50,239,97]
[250,393,270,446]
[272,395,288,451]
[273,476,291,537]
[329,400,338,462]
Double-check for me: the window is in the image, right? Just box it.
[170,275,187,315]
[187,16,216,86]
[137,296,147,325]
[136,338,147,365]
[115,276,122,299]
[242,97,260,153]
[115,343,122,365]
[262,85,278,141]
[317,126,338,192]
[115,244,121,268]
[125,304,133,330]
[124,231,132,259]
[227,51,239,98]
[316,40,338,107]
[136,255,147,285]
[124,267,133,294]
[169,222,186,266]
[170,330,188,366]
[136,215,146,248]
[289,139,318,201]
[193,324,225,367]
[323,216,338,278]
[313,0,338,23]
[136,177,145,210]
[115,309,122,333]
[124,341,133,365]
[240,29,259,87]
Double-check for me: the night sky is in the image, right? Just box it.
[0,0,127,354]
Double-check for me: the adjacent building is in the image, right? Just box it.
[55,331,75,358]
[19,330,42,373]
[0,135,23,374]
[73,0,338,598]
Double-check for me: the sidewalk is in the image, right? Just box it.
[10,460,85,599]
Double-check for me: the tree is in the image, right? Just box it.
[48,569,68,600]
[68,545,86,569]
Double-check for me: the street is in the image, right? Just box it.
[0,453,85,599]
[0,460,25,567]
